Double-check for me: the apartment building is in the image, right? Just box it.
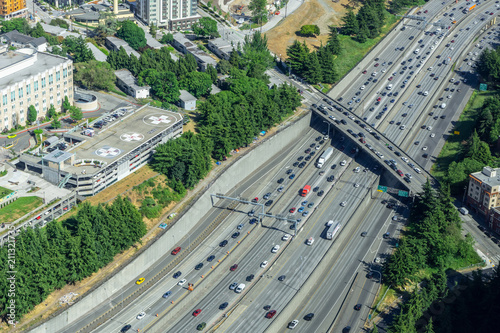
[467,166,500,233]
[135,0,200,30]
[0,0,27,19]
[0,48,73,130]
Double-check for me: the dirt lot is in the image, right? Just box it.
[266,0,349,58]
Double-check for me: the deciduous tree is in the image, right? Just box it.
[116,20,146,50]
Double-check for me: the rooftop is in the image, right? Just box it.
[106,36,140,58]
[61,106,183,175]
[179,89,196,102]
[115,68,149,90]
[0,49,70,88]
[472,167,500,187]
[86,42,107,62]
[144,32,163,49]
[44,149,74,163]
[38,22,66,36]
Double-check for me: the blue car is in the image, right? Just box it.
[237,223,244,230]
[289,174,295,179]
[307,202,315,208]
[301,200,308,206]
[302,211,309,217]
[162,291,172,298]
[298,207,305,213]
[390,99,395,103]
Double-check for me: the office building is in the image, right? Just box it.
[0,48,73,130]
[135,0,200,30]
[0,0,27,19]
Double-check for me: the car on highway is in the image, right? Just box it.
[178,279,187,286]
[361,231,367,237]
[173,271,182,279]
[193,309,202,317]
[207,255,215,262]
[263,192,271,199]
[136,277,145,285]
[304,313,315,321]
[248,209,255,217]
[277,178,284,184]
[298,207,305,213]
[220,302,229,310]
[232,232,240,239]
[261,261,269,268]
[354,304,362,311]
[237,223,244,230]
[121,324,132,332]
[197,323,206,331]
[137,311,146,320]
[229,282,238,290]
[289,207,296,213]
[195,263,204,270]
[307,202,315,208]
[266,310,277,318]
[340,201,347,207]
[289,174,295,179]
[282,234,291,241]
[162,291,172,298]
[265,200,273,206]
[288,320,299,328]
[397,170,404,177]
[171,247,181,255]
[278,275,286,281]
[219,240,228,247]
[246,274,255,282]
[272,245,280,253]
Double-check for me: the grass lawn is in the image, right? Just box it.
[0,196,44,223]
[0,186,11,199]
[432,89,497,181]
[334,13,400,80]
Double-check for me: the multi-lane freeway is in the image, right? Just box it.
[48,1,500,333]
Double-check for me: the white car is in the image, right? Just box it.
[360,85,365,90]
[399,125,406,130]
[178,279,187,286]
[401,157,409,163]
[340,201,347,207]
[374,257,381,263]
[288,320,299,329]
[414,167,422,173]
[340,160,347,166]
[272,245,280,253]
[447,95,452,99]
[427,126,432,131]
[137,311,146,320]
[423,91,429,96]
[422,146,428,151]
[430,133,435,138]
[354,183,360,188]
[354,167,360,173]
[261,261,268,268]
[282,234,291,241]
[315,145,320,150]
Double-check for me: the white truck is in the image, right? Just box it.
[316,147,334,168]
[326,222,341,240]
[459,207,469,215]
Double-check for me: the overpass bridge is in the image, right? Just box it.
[312,105,438,195]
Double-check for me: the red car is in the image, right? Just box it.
[171,247,181,255]
[266,310,277,318]
[377,97,382,102]
[362,70,367,74]
[424,10,428,13]
[359,138,366,144]
[252,197,259,203]
[230,264,238,271]
[289,207,296,213]
[193,309,202,317]
[374,63,379,67]
[451,40,455,43]
[397,170,404,177]
[388,76,393,81]
[36,216,41,220]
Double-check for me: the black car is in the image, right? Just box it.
[354,304,362,311]
[315,136,322,141]
[318,190,324,196]
[305,155,311,161]
[195,263,204,270]
[327,176,334,182]
[173,271,182,278]
[265,200,273,206]
[207,255,215,262]
[220,302,229,310]
[313,186,319,192]
[220,240,228,247]
[297,156,304,161]
[277,178,284,184]
[278,275,286,281]
[331,164,336,169]
[310,151,315,156]
[247,274,255,281]
[361,231,367,237]
[293,162,299,167]
[121,324,132,332]
[298,162,306,168]
[304,313,315,321]
[232,232,240,238]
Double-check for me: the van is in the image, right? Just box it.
[306,237,314,245]
[235,283,245,293]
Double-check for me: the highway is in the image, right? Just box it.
[52,1,500,333]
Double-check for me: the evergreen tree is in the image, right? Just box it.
[317,46,336,84]
[27,105,37,123]
[342,10,359,36]
[327,26,342,55]
[286,40,309,74]
[357,21,369,43]
[303,52,322,84]
[206,64,218,83]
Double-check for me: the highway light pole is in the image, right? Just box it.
[462,185,468,204]
[323,120,331,137]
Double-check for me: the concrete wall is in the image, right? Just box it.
[30,112,312,333]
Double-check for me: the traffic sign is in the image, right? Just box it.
[398,190,409,197]
[454,131,460,135]
[480,83,487,91]
[377,186,387,193]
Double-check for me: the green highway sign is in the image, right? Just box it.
[480,83,487,91]
[377,186,387,193]
[398,190,409,197]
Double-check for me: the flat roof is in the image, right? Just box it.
[62,106,183,174]
[86,42,107,62]
[471,168,500,187]
[0,51,70,88]
[179,89,196,102]
[44,149,74,163]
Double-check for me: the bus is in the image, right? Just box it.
[326,222,341,240]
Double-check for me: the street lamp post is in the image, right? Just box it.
[323,120,331,137]
[462,185,468,204]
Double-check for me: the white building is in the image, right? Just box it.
[179,89,196,110]
[115,69,150,99]
[0,48,73,130]
[136,0,201,30]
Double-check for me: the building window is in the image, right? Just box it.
[34,81,38,91]
[50,88,53,92]
[41,78,46,88]
[18,87,23,98]
[3,108,7,114]
[56,71,60,81]
[26,84,31,95]
[63,68,67,78]
[10,91,15,102]
[43,106,46,112]
[49,74,53,85]
[2,94,6,106]
[19,101,23,106]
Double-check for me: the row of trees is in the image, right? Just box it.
[385,181,479,287]
[341,0,387,43]
[0,197,147,322]
[1,18,63,46]
[286,27,341,84]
